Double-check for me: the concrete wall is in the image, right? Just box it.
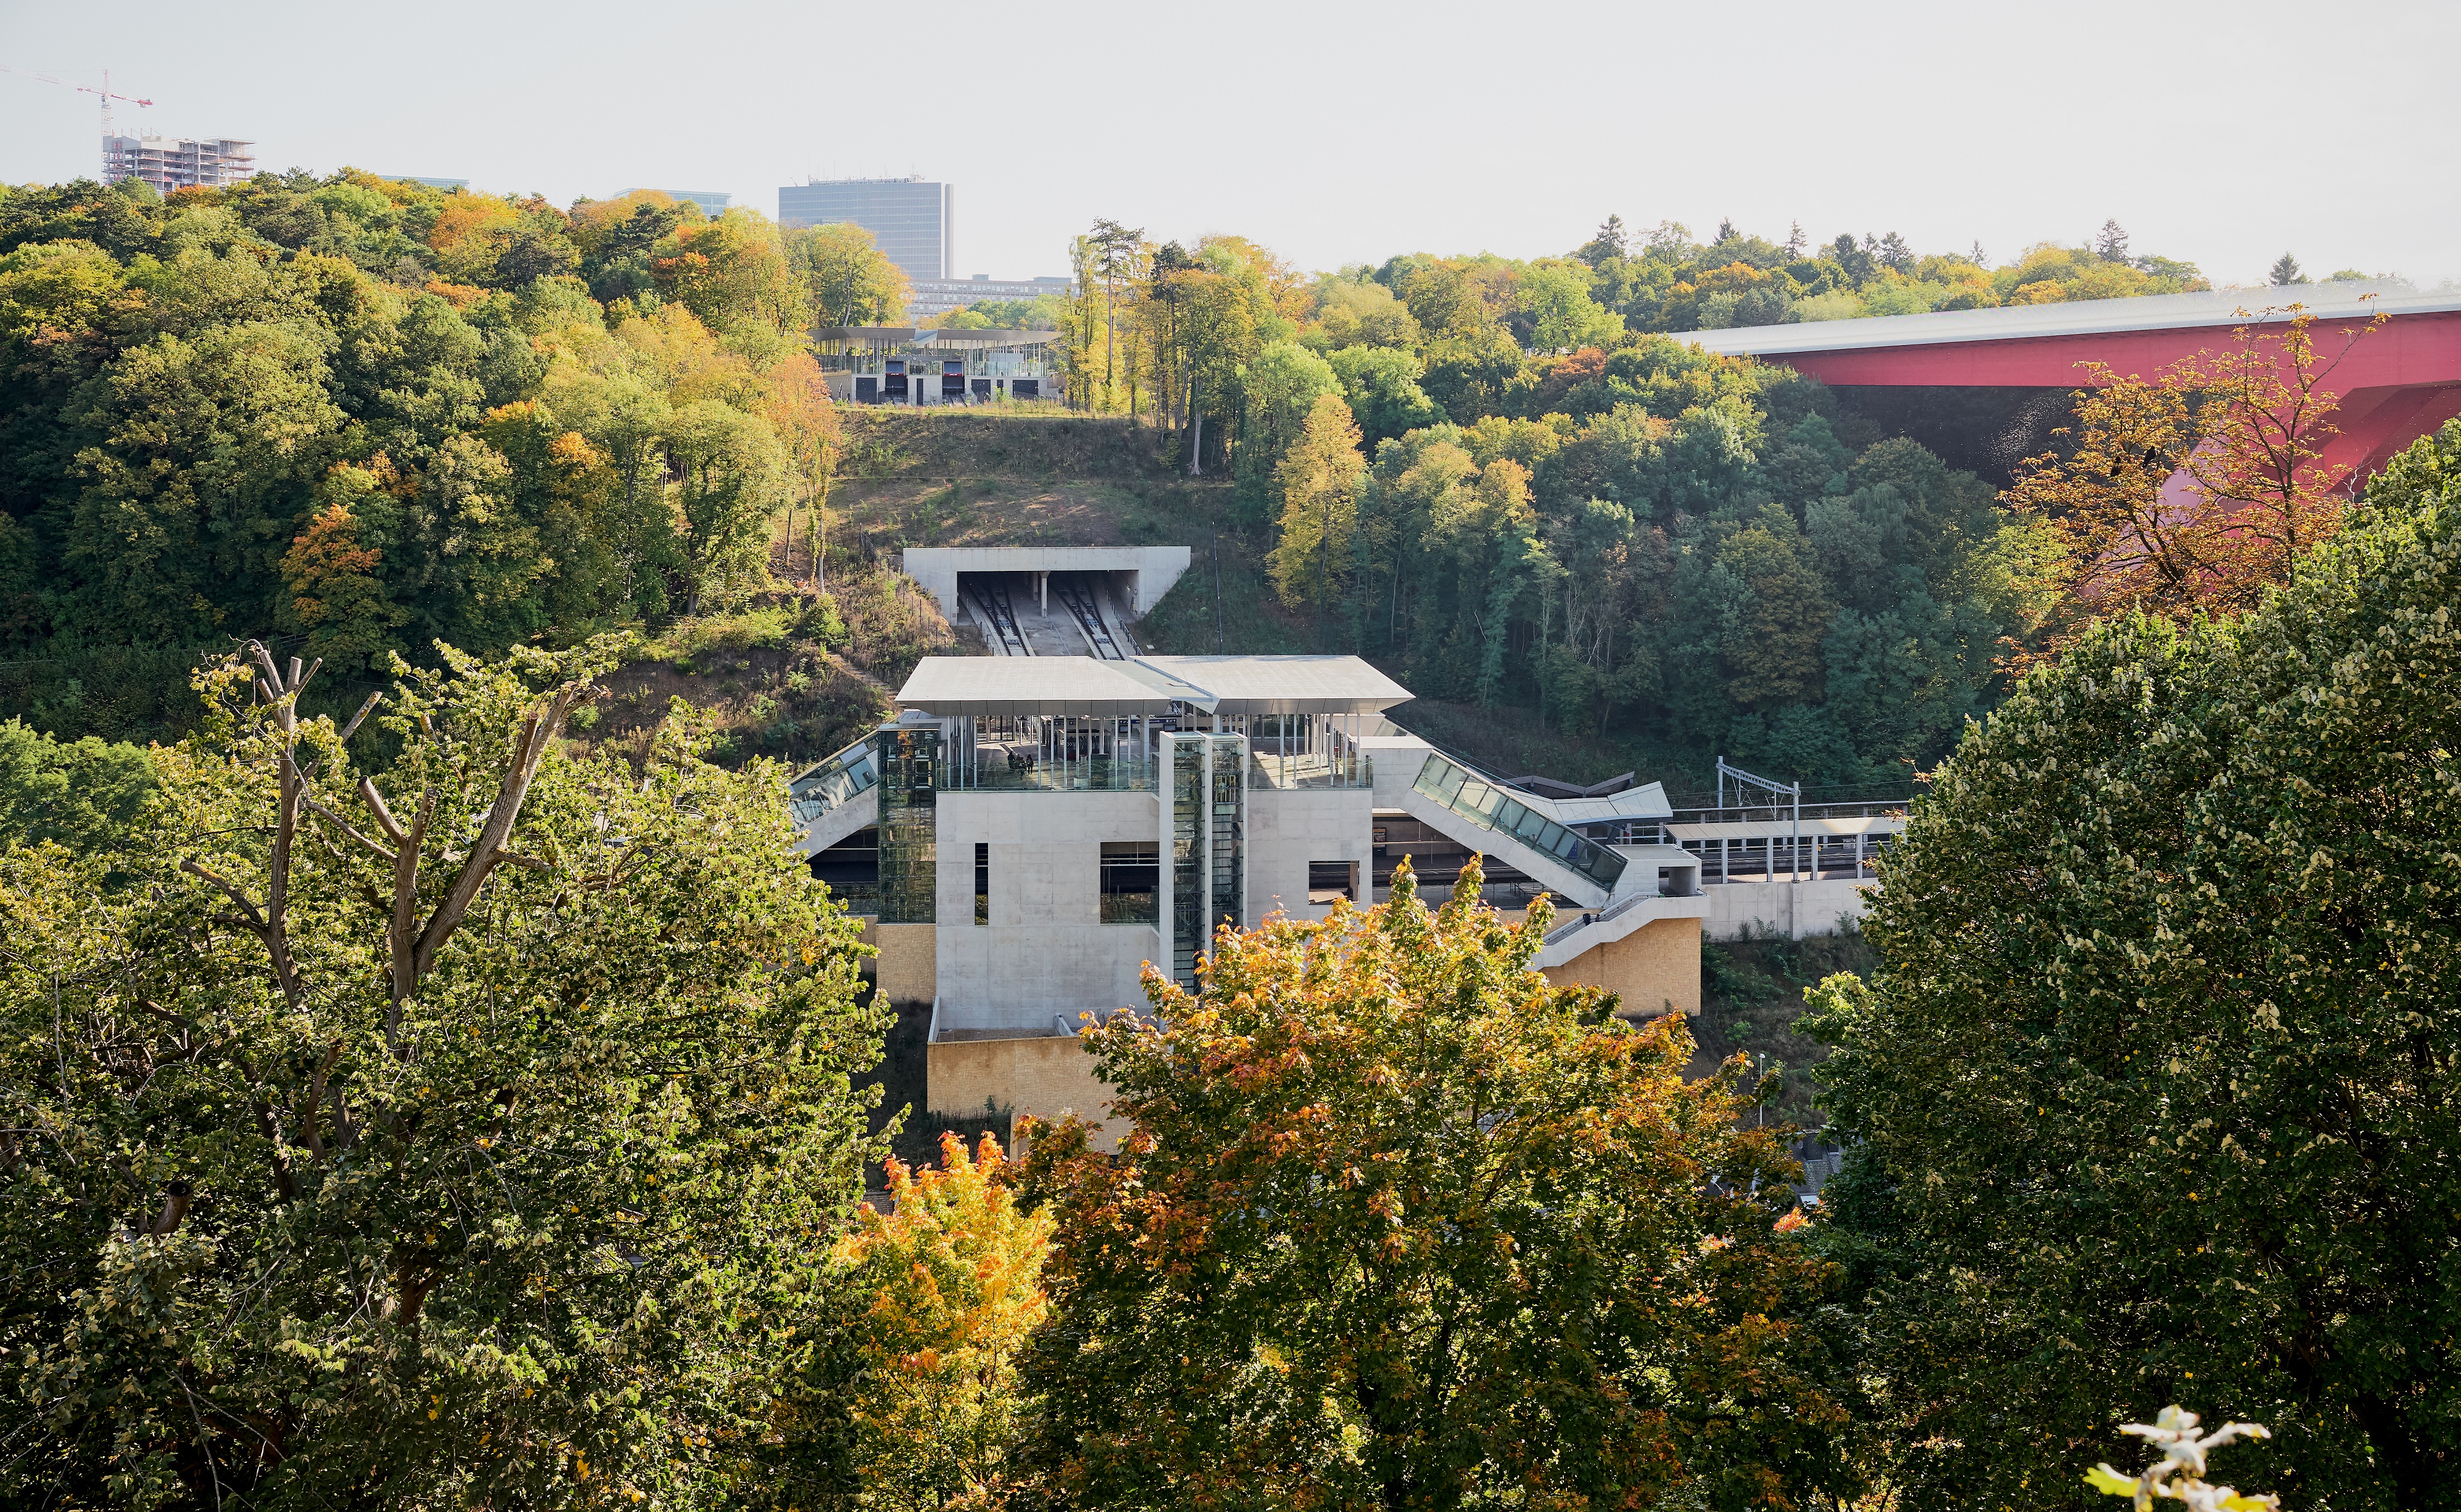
[864,921,938,1006]
[1542,916,1701,1018]
[935,790,1162,1031]
[929,1033,1128,1152]
[1246,787,1376,924]
[1701,878,1874,941]
[901,546,1194,621]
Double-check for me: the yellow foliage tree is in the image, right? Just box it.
[1267,394,1366,620]
[835,1132,1051,1512]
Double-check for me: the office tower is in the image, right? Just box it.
[777,177,953,281]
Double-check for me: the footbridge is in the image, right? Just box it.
[1685,279,2461,485]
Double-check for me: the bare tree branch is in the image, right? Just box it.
[302,797,397,865]
[409,691,575,987]
[337,690,383,746]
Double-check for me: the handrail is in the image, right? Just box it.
[1411,754,1627,892]
[1540,886,1656,945]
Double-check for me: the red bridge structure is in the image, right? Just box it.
[1686,281,2461,488]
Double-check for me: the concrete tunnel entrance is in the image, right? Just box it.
[899,547,1193,659]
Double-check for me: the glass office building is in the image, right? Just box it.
[777,177,954,281]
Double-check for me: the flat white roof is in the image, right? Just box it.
[1138,656,1413,714]
[896,658,1176,715]
[896,654,1415,716]
[1683,279,2454,358]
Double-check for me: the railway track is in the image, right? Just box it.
[1053,575,1123,659]
[967,578,1031,656]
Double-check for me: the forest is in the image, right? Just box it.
[1047,215,2225,785]
[0,169,2236,790]
[4,164,2457,1512]
[6,426,2457,1510]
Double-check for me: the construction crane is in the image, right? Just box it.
[0,65,153,179]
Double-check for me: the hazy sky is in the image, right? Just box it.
[4,0,2455,288]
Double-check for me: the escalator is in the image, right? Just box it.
[1395,751,1627,909]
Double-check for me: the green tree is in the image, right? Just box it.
[666,400,789,613]
[64,321,341,642]
[0,640,883,1510]
[1236,339,1341,509]
[1019,861,1864,1512]
[1807,423,2461,1511]
[1328,344,1442,448]
[1715,508,1833,708]
[789,222,910,327]
[0,717,153,853]
[1513,258,1624,352]
[1266,393,1366,624]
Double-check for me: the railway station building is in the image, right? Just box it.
[810,327,1058,404]
[789,653,1718,1148]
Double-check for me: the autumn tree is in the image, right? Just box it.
[762,351,844,587]
[1808,423,2461,1510]
[650,209,800,337]
[1237,339,1341,521]
[791,223,909,328]
[832,1132,1051,1512]
[2005,306,2382,653]
[1018,860,1867,1512]
[0,640,885,1510]
[279,488,406,670]
[1267,393,1366,625]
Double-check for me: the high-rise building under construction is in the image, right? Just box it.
[777,177,953,282]
[105,135,255,195]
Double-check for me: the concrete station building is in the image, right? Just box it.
[789,650,1715,1145]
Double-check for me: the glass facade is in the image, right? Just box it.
[789,735,880,827]
[874,728,941,923]
[1411,754,1628,891]
[1165,733,1245,989]
[1170,738,1204,987]
[1210,742,1243,939]
[941,714,1160,794]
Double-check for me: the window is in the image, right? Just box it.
[810,826,880,914]
[1309,860,1358,905]
[1101,842,1159,925]
[974,842,989,926]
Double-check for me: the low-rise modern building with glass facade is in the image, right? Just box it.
[791,654,1712,1146]
[810,327,1058,404]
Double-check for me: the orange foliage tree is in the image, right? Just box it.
[835,1131,1051,1512]
[1016,859,1867,1512]
[2006,304,2384,653]
[279,464,407,667]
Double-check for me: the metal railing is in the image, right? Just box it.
[1248,750,1373,790]
[1540,886,1658,945]
[1412,755,1627,892]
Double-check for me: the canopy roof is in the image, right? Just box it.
[896,658,1173,717]
[1684,279,2452,357]
[811,327,1057,346]
[896,655,1414,717]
